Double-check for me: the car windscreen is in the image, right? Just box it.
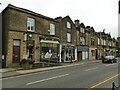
[105,56,114,59]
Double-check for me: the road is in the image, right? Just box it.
[2,60,119,89]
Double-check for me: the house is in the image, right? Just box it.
[74,20,89,61]
[55,16,77,62]
[86,26,97,60]
[116,37,120,57]
[2,4,60,67]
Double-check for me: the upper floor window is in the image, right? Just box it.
[109,41,112,46]
[80,37,85,45]
[27,17,35,32]
[101,39,103,45]
[50,23,55,35]
[67,22,71,29]
[98,38,100,45]
[80,27,85,33]
[67,33,71,42]
[91,39,95,46]
[104,40,106,45]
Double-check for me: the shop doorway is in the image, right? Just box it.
[27,40,34,59]
[77,51,82,61]
[27,46,34,59]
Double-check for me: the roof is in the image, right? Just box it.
[2,4,58,22]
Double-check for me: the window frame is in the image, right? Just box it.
[67,33,71,42]
[27,17,35,32]
[50,23,55,35]
[66,21,71,29]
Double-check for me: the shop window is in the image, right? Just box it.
[41,43,59,62]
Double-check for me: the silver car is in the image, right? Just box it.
[102,56,117,63]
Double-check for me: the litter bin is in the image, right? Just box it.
[2,55,6,68]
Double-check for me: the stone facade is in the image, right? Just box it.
[2,4,119,67]
[2,4,60,67]
[55,16,77,62]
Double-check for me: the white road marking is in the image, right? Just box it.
[84,67,98,71]
[26,74,69,85]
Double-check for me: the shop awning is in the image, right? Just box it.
[40,40,59,44]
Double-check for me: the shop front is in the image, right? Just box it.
[60,44,77,63]
[77,46,89,61]
[97,47,104,60]
[89,48,97,60]
[40,40,59,63]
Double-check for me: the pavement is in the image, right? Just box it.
[0,60,101,78]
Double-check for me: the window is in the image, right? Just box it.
[91,50,95,56]
[80,37,85,45]
[91,39,94,46]
[104,40,106,45]
[27,17,35,32]
[98,38,100,45]
[80,27,85,33]
[13,40,20,46]
[67,22,71,29]
[83,37,85,45]
[50,23,55,35]
[101,39,103,45]
[67,33,71,42]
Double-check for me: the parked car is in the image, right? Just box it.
[102,56,117,63]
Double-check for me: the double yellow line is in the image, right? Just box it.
[87,73,119,90]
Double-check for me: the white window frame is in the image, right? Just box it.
[104,40,106,45]
[50,23,55,35]
[67,22,71,29]
[83,37,85,45]
[80,27,85,33]
[27,17,35,32]
[98,38,100,45]
[80,37,85,45]
[13,40,20,46]
[67,33,71,42]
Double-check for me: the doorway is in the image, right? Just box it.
[12,40,20,63]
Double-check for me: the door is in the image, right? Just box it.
[95,49,98,60]
[13,40,20,63]
[77,51,82,61]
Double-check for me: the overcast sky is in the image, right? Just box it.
[0,0,119,38]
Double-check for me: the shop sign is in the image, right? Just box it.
[27,40,34,46]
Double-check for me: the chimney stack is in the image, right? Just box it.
[74,19,80,27]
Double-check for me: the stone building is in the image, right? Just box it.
[55,16,77,62]
[2,4,118,68]
[74,20,89,61]
[2,4,60,67]
[116,37,120,57]
[86,26,97,60]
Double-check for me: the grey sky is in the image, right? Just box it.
[0,0,118,38]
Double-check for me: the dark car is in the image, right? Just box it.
[102,56,117,63]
